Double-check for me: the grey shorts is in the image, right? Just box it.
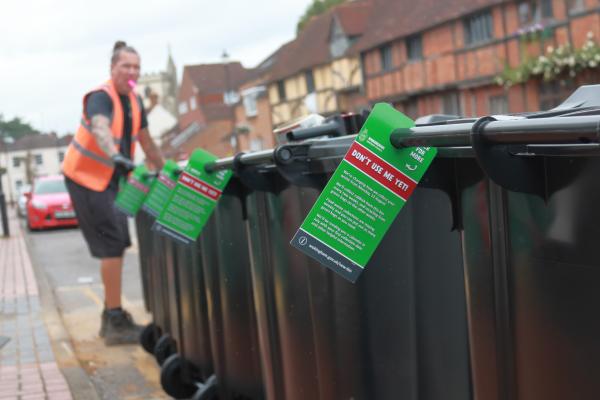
[65,176,131,258]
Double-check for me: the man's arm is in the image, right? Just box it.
[137,128,165,170]
[90,115,118,158]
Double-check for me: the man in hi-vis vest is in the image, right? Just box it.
[63,41,164,345]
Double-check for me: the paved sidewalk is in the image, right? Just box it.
[0,215,73,400]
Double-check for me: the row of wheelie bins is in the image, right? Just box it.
[136,85,600,400]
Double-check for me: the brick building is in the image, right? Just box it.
[165,62,252,158]
[266,0,372,128]
[354,0,600,118]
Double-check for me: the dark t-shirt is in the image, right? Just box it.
[85,91,148,158]
[85,91,148,186]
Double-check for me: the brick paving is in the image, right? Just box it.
[0,215,73,400]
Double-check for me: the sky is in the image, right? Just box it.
[0,0,310,135]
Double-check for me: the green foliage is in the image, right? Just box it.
[0,114,39,141]
[297,0,347,34]
[496,32,600,88]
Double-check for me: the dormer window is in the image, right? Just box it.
[329,16,351,58]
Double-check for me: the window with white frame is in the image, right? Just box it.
[178,101,188,115]
[189,96,197,110]
[35,154,43,165]
[223,90,240,105]
[249,138,264,152]
[242,86,265,118]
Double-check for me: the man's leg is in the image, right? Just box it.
[101,254,142,346]
[101,257,123,309]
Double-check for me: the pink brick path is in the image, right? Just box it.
[0,214,73,400]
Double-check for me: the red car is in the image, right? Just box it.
[26,175,78,230]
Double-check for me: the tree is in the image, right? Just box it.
[297,0,348,34]
[0,114,39,141]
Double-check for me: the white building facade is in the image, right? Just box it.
[0,135,71,203]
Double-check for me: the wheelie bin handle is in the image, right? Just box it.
[390,114,600,148]
[286,121,340,141]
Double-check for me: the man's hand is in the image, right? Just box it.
[111,154,135,175]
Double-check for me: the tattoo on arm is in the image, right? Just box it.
[90,115,118,158]
[138,129,165,170]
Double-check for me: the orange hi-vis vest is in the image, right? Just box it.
[63,80,142,192]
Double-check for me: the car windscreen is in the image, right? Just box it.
[33,179,67,195]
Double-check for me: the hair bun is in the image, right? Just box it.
[113,41,127,52]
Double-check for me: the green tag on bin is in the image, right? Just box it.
[115,165,153,217]
[141,160,180,217]
[152,149,232,244]
[291,103,437,283]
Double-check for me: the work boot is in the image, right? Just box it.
[103,309,143,346]
[99,309,109,338]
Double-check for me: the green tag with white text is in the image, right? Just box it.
[152,149,232,244]
[291,103,437,282]
[115,165,153,217]
[141,160,180,217]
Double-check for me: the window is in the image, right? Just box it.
[489,95,509,115]
[305,70,316,93]
[567,0,585,14]
[249,138,264,152]
[12,157,20,167]
[189,96,197,110]
[539,80,575,110]
[223,90,240,105]
[518,0,553,25]
[442,92,462,116]
[242,86,265,118]
[277,80,286,102]
[380,44,393,71]
[35,154,43,165]
[406,35,423,61]
[58,151,65,163]
[16,180,22,190]
[178,101,188,115]
[464,11,493,45]
[398,99,418,120]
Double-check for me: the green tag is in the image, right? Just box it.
[141,160,180,217]
[115,165,153,217]
[152,148,232,244]
[291,103,437,282]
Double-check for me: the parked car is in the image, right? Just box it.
[26,175,78,230]
[16,184,31,218]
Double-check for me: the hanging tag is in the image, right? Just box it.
[115,165,153,217]
[141,160,180,217]
[291,103,437,283]
[152,148,232,245]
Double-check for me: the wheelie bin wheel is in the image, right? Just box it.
[139,323,162,354]
[191,374,218,400]
[160,354,198,399]
[153,334,177,366]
